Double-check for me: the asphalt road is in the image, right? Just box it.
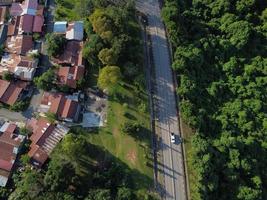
[136,0,187,200]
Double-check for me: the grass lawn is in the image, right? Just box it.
[83,66,154,194]
[181,119,195,198]
[88,85,153,190]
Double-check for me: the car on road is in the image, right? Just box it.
[171,132,175,143]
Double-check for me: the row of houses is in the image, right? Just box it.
[0,117,70,187]
[0,0,45,106]
[0,1,87,187]
[0,121,25,187]
[53,21,85,89]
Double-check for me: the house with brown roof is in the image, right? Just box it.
[39,92,81,122]
[27,118,69,167]
[7,16,20,37]
[0,79,26,106]
[10,0,44,34]
[57,65,85,89]
[0,122,25,187]
[6,34,33,55]
[0,54,38,81]
[53,41,83,67]
[0,6,6,25]
[10,0,38,16]
[18,14,34,34]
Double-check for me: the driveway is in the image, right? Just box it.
[0,109,26,122]
[0,89,44,122]
[136,0,187,200]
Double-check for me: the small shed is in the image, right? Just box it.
[53,21,67,33]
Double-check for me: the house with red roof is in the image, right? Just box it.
[6,34,33,55]
[10,0,44,34]
[26,118,69,167]
[7,16,20,37]
[0,122,25,187]
[57,65,85,89]
[18,14,34,34]
[53,41,83,67]
[10,0,38,16]
[39,92,81,122]
[0,79,26,106]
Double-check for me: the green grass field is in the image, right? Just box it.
[84,68,154,194]
[180,119,195,198]
[89,86,153,188]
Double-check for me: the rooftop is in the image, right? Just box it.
[53,21,67,33]
[0,122,25,187]
[0,79,25,106]
[6,34,33,55]
[53,41,83,66]
[27,118,69,167]
[57,65,85,88]
[40,92,81,122]
[66,21,84,41]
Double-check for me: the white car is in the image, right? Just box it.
[171,132,175,143]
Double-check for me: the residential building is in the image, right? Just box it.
[10,0,38,16]
[10,0,44,34]
[32,15,44,33]
[53,41,83,66]
[18,14,34,34]
[39,92,81,122]
[66,21,83,41]
[0,122,25,187]
[6,34,33,55]
[53,21,67,34]
[0,79,26,105]
[57,65,85,89]
[0,53,38,81]
[7,16,20,37]
[27,118,69,167]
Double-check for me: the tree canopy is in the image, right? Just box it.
[97,66,122,90]
[162,0,267,199]
[46,33,67,57]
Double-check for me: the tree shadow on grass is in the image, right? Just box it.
[76,141,158,196]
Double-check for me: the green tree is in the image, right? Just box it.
[9,169,44,200]
[45,112,57,123]
[20,154,31,165]
[34,69,55,91]
[2,71,13,81]
[44,158,77,191]
[61,134,87,161]
[116,187,133,200]
[223,20,253,49]
[46,33,67,57]
[98,48,119,65]
[85,189,111,200]
[83,34,103,66]
[97,66,122,90]
[89,9,114,41]
[10,100,30,111]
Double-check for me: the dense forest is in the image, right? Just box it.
[162,0,267,199]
